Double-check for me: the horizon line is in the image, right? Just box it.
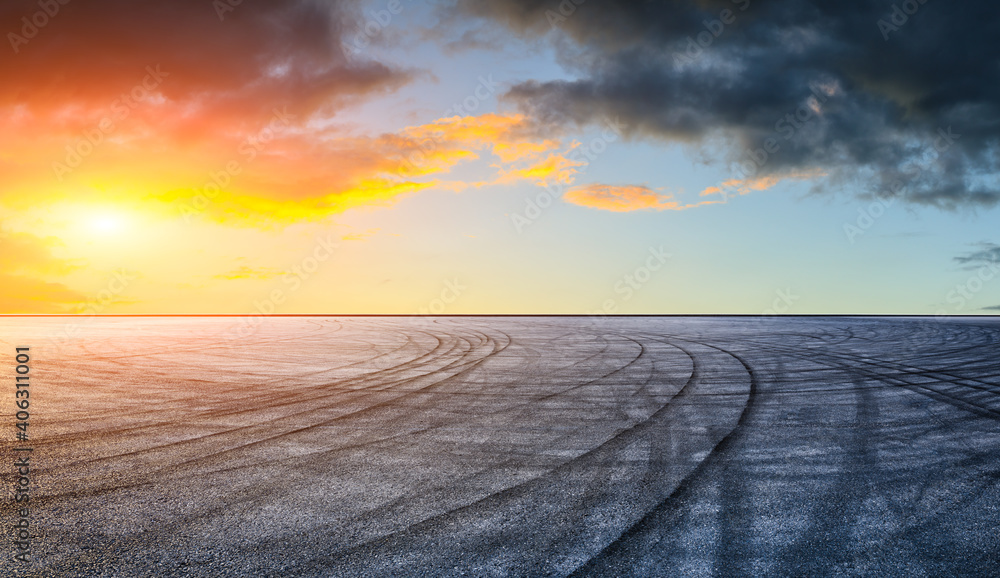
[0,314,998,318]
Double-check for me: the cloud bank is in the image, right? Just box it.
[451,0,1000,209]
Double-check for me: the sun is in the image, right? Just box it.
[88,214,126,235]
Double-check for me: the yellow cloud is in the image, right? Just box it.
[701,169,828,197]
[491,139,562,164]
[0,230,80,275]
[565,185,673,212]
[213,266,283,280]
[0,227,88,313]
[1,100,583,228]
[0,273,89,313]
[158,113,574,223]
[564,184,726,213]
[341,228,380,242]
[498,153,585,185]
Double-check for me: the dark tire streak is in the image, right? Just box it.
[570,335,761,577]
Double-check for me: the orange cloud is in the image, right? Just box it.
[0,1,434,224]
[564,184,726,213]
[183,113,575,220]
[0,1,410,138]
[498,152,585,185]
[0,0,576,226]
[564,185,676,212]
[382,113,578,184]
[1,98,579,225]
[492,139,562,164]
[700,169,828,197]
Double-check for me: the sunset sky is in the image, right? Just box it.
[1,0,999,314]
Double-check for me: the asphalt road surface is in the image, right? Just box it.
[3,316,999,576]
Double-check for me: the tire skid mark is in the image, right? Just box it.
[19,326,480,471]
[275,334,704,576]
[765,341,1000,574]
[32,322,672,574]
[32,327,438,445]
[568,335,761,577]
[30,327,512,496]
[31,323,622,502]
[49,326,490,438]
[142,328,659,551]
[770,362,900,575]
[765,343,1000,421]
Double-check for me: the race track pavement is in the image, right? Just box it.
[2,316,999,576]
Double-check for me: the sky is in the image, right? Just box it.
[1,0,999,315]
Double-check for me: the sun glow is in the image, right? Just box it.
[87,213,126,235]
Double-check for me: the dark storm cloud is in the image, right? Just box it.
[982,305,1000,310]
[955,243,1000,268]
[0,0,410,121]
[450,0,1000,208]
